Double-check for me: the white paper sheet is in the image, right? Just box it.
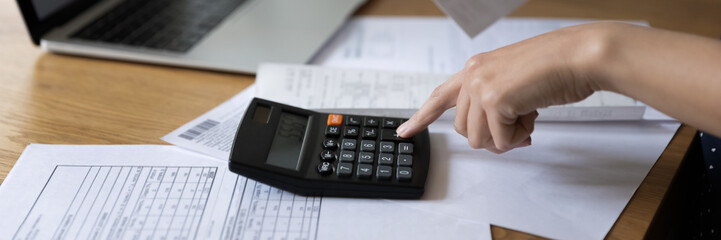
[256,63,646,121]
[163,86,680,239]
[433,0,527,37]
[312,17,648,75]
[427,120,680,239]
[162,85,256,161]
[0,144,491,240]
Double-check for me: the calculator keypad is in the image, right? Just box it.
[317,114,416,182]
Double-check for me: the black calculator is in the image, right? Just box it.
[229,98,430,199]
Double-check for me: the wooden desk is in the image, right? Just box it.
[0,0,718,239]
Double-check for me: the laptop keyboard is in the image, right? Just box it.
[72,0,246,52]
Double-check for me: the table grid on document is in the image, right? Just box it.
[221,176,322,240]
[13,166,217,240]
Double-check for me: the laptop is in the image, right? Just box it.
[17,0,366,73]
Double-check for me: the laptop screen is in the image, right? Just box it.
[17,0,98,45]
[31,0,78,21]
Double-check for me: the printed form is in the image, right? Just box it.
[256,63,647,121]
[0,145,490,240]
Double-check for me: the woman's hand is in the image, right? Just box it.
[396,22,623,153]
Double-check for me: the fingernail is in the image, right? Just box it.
[396,123,408,136]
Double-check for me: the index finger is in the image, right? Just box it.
[397,73,464,138]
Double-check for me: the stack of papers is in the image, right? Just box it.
[161,83,679,239]
[0,145,491,239]
[0,17,681,240]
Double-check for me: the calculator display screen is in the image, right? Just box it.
[265,112,308,171]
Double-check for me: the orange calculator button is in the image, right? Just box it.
[327,114,343,126]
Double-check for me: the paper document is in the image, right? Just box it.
[164,87,680,239]
[0,145,491,240]
[312,17,649,75]
[256,63,645,121]
[434,0,527,37]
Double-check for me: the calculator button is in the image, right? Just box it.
[358,152,374,164]
[379,141,394,153]
[341,139,357,150]
[396,167,412,181]
[398,143,414,154]
[339,151,355,162]
[317,162,333,176]
[327,114,343,126]
[363,117,379,127]
[397,154,413,166]
[344,127,359,138]
[378,153,394,165]
[337,163,353,177]
[380,129,412,142]
[320,150,336,162]
[357,164,373,178]
[325,126,341,137]
[360,140,375,152]
[376,166,392,180]
[346,116,361,126]
[362,128,377,139]
[382,118,400,128]
[323,139,338,149]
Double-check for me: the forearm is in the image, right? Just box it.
[590,23,721,135]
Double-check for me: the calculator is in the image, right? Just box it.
[229,98,430,199]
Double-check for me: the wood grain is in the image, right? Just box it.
[1,0,718,239]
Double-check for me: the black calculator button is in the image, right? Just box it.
[344,127,359,137]
[398,143,414,154]
[362,128,377,139]
[380,129,412,142]
[376,166,392,180]
[337,163,353,177]
[363,117,379,127]
[339,151,355,162]
[360,140,375,152]
[378,153,394,165]
[325,125,341,137]
[341,139,357,150]
[317,162,333,176]
[320,150,336,162]
[382,118,400,128]
[397,154,413,167]
[379,141,394,153]
[346,116,361,126]
[397,167,412,181]
[323,139,338,149]
[358,152,374,164]
[357,164,373,179]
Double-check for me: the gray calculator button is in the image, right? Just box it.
[341,139,357,150]
[397,154,413,166]
[398,143,414,154]
[356,164,373,178]
[358,152,374,164]
[396,167,412,181]
[360,140,375,152]
[337,163,353,177]
[379,141,394,153]
[339,151,355,162]
[376,166,392,180]
[378,153,394,165]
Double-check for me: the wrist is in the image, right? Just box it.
[568,22,630,94]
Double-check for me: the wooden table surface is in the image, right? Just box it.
[1,0,718,239]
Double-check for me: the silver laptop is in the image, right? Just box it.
[17,0,366,73]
